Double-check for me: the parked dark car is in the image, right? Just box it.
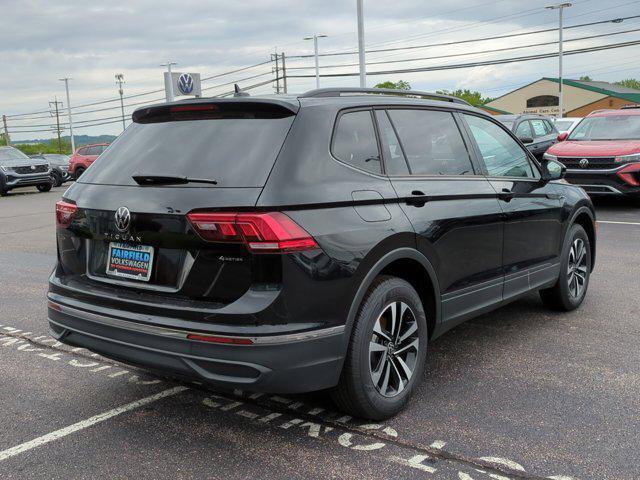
[545,107,640,200]
[48,88,596,419]
[495,114,559,160]
[0,146,53,196]
[30,153,71,187]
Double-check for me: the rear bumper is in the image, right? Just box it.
[47,298,345,394]
[565,167,640,197]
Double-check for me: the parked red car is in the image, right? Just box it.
[544,107,640,200]
[69,143,109,180]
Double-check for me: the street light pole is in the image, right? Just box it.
[59,77,75,153]
[304,34,327,89]
[546,3,572,118]
[357,0,366,88]
[115,73,126,131]
[161,61,178,102]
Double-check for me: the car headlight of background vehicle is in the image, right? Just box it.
[615,153,640,163]
[543,153,557,161]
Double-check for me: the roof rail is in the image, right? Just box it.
[298,87,471,105]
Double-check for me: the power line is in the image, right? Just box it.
[287,39,640,78]
[288,26,640,70]
[287,14,640,60]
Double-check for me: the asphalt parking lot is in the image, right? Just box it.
[0,185,638,480]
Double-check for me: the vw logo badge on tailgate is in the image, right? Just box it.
[177,73,194,95]
[579,158,589,168]
[114,206,131,232]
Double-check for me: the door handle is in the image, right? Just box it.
[498,188,514,202]
[406,190,427,206]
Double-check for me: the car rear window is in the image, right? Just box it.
[79,107,295,188]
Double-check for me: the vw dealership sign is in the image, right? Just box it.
[163,71,202,101]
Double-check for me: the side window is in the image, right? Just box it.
[464,114,538,179]
[530,119,548,138]
[374,110,409,175]
[387,109,474,176]
[544,120,557,134]
[332,110,381,174]
[515,121,533,138]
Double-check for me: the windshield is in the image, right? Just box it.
[79,113,295,188]
[568,115,640,141]
[0,147,30,165]
[554,120,574,131]
[43,154,69,164]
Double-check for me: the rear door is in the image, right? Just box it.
[59,102,297,305]
[461,113,564,300]
[379,107,505,325]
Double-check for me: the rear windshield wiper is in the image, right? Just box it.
[132,174,218,186]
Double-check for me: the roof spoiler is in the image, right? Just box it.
[299,87,471,105]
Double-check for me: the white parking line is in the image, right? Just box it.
[0,386,188,462]
[598,220,640,226]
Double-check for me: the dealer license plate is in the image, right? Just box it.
[106,242,154,282]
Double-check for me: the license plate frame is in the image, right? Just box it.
[106,242,154,282]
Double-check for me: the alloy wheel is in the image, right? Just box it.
[567,238,588,299]
[369,301,420,398]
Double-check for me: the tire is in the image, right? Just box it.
[51,171,63,187]
[331,276,428,420]
[540,224,591,311]
[36,183,52,193]
[74,167,85,180]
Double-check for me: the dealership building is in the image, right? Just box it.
[482,77,640,117]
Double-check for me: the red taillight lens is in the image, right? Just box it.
[616,163,640,186]
[55,200,77,228]
[187,211,319,253]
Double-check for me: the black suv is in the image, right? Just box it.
[495,114,559,160]
[48,88,596,419]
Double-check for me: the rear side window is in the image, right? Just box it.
[387,109,474,176]
[332,110,381,174]
[79,108,295,188]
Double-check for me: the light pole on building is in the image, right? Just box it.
[161,61,178,102]
[59,77,75,153]
[304,34,327,89]
[115,73,126,131]
[546,3,572,118]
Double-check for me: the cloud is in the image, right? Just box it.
[2,0,639,139]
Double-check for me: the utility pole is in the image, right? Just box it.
[2,115,10,146]
[59,77,75,153]
[304,34,327,89]
[49,97,64,153]
[161,61,178,102]
[546,3,572,118]
[357,0,366,88]
[272,51,281,94]
[115,73,126,131]
[281,52,288,94]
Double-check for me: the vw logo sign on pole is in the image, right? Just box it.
[177,73,194,95]
[115,207,131,232]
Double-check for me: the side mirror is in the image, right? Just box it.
[518,136,534,144]
[541,159,566,182]
[557,132,569,142]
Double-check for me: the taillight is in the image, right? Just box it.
[616,163,640,186]
[187,211,319,253]
[186,333,254,345]
[55,200,77,228]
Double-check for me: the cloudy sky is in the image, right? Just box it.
[2,0,640,141]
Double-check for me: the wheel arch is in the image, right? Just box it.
[569,206,596,270]
[342,248,441,355]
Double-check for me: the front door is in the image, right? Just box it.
[462,113,564,301]
[375,108,505,325]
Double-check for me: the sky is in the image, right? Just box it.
[1,0,640,141]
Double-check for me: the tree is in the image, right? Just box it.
[12,138,72,155]
[436,89,494,107]
[616,78,640,91]
[374,80,411,90]
[579,75,592,81]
